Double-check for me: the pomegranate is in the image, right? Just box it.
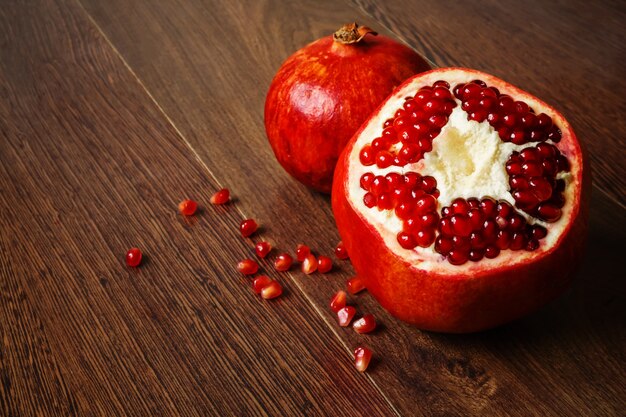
[265,22,430,192]
[332,68,589,333]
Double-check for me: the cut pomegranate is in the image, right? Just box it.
[210,188,230,205]
[295,244,310,262]
[334,241,349,260]
[274,253,293,272]
[353,314,376,334]
[337,306,357,327]
[354,346,373,372]
[178,199,198,215]
[317,256,333,273]
[301,254,317,274]
[329,290,347,312]
[237,259,259,275]
[255,241,272,258]
[346,277,366,294]
[252,275,272,294]
[332,68,589,332]
[125,247,142,267]
[261,281,283,299]
[240,219,258,238]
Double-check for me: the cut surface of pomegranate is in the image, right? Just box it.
[332,68,589,333]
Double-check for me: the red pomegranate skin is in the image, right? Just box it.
[265,31,430,193]
[331,70,590,333]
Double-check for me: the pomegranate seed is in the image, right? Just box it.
[334,241,349,260]
[240,219,258,238]
[448,249,468,265]
[295,244,311,262]
[252,275,272,293]
[125,247,142,267]
[261,281,283,299]
[317,256,333,273]
[346,277,366,294]
[255,241,272,258]
[353,314,376,334]
[330,290,347,312]
[178,199,198,215]
[337,306,357,327]
[210,188,230,205]
[397,231,417,249]
[237,259,259,275]
[360,173,375,190]
[354,346,373,372]
[359,145,375,165]
[301,254,317,274]
[274,253,293,272]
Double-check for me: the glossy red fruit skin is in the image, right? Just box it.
[264,24,430,193]
[331,68,590,333]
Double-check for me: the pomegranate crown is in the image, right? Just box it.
[333,22,377,44]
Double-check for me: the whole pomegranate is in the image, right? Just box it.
[265,23,431,193]
[332,68,589,333]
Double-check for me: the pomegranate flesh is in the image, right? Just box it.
[332,68,589,333]
[265,23,430,192]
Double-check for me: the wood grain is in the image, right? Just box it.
[78,0,626,415]
[0,0,397,415]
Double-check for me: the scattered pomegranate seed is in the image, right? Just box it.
[178,199,198,215]
[210,188,230,205]
[329,290,347,312]
[252,275,272,293]
[354,346,373,372]
[317,256,333,273]
[237,258,259,275]
[334,241,349,260]
[301,254,317,274]
[125,247,142,267]
[255,241,272,258]
[337,306,356,327]
[274,253,293,272]
[353,314,376,334]
[295,244,310,262]
[346,277,366,294]
[261,280,283,299]
[240,219,258,238]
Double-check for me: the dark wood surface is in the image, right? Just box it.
[1,0,624,416]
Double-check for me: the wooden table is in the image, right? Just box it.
[1,0,624,415]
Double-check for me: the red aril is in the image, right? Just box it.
[178,199,198,215]
[255,241,272,258]
[346,277,366,295]
[334,241,349,260]
[240,219,258,238]
[332,68,589,333]
[295,244,310,262]
[274,253,293,272]
[210,188,230,205]
[354,346,373,372]
[301,254,317,275]
[353,314,377,334]
[265,23,430,193]
[261,281,283,300]
[337,306,357,327]
[252,275,272,294]
[237,259,259,275]
[125,247,142,267]
[329,290,347,312]
[317,256,333,273]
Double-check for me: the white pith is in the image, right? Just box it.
[348,69,580,274]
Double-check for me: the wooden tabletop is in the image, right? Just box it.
[1,0,624,415]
